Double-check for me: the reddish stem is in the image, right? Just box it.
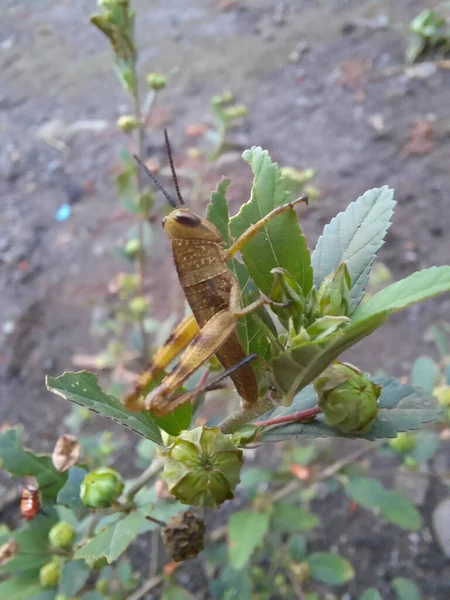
[254,406,323,428]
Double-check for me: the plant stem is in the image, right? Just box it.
[127,575,162,600]
[254,406,322,428]
[121,458,164,504]
[219,393,275,434]
[131,72,150,361]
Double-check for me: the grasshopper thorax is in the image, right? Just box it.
[163,208,222,242]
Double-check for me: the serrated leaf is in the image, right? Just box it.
[46,372,162,444]
[312,186,395,312]
[271,503,320,533]
[58,560,90,596]
[353,266,450,322]
[360,588,383,600]
[229,147,312,296]
[307,552,354,585]
[411,357,438,394]
[346,477,422,530]
[57,466,88,509]
[206,177,231,244]
[259,377,439,442]
[228,510,270,570]
[75,511,155,563]
[0,428,66,500]
[392,577,421,600]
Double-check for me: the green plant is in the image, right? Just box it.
[205,91,249,159]
[405,7,450,64]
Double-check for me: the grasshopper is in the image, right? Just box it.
[124,131,307,417]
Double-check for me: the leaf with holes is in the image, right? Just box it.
[229,147,312,296]
[312,186,395,312]
[46,372,162,444]
[258,377,439,442]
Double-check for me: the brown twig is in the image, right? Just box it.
[254,407,323,428]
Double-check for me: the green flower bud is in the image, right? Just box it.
[270,267,306,332]
[317,262,351,317]
[96,578,110,593]
[223,104,248,120]
[403,455,419,470]
[49,521,76,550]
[290,561,311,584]
[389,432,417,453]
[80,467,124,508]
[163,427,243,508]
[39,558,61,588]
[117,115,139,132]
[146,72,166,90]
[129,296,149,316]
[314,362,381,434]
[125,238,141,258]
[85,556,108,570]
[434,385,450,407]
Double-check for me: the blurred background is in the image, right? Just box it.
[1,1,450,599]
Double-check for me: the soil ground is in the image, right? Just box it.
[1,1,450,598]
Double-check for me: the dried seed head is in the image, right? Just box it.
[162,511,206,562]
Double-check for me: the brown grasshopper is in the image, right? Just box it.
[123,131,307,417]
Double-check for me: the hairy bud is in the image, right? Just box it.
[39,557,62,588]
[314,362,380,434]
[80,467,124,508]
[146,72,167,90]
[49,521,76,550]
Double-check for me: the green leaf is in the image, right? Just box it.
[411,357,438,394]
[410,430,439,462]
[360,589,383,600]
[229,147,312,296]
[116,558,136,590]
[58,560,90,596]
[271,503,320,533]
[74,511,155,563]
[239,467,273,489]
[392,577,421,600]
[259,376,439,442]
[288,534,307,560]
[346,477,422,530]
[206,177,231,245]
[82,593,104,600]
[57,466,88,509]
[210,565,252,599]
[46,372,163,444]
[405,33,427,64]
[162,586,196,600]
[152,401,192,436]
[0,579,47,600]
[307,552,354,585]
[353,266,450,322]
[0,428,66,500]
[229,258,275,360]
[228,510,270,570]
[312,186,395,312]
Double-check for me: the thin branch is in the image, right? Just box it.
[127,575,162,600]
[121,458,164,504]
[254,407,322,428]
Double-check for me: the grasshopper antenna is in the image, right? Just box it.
[132,154,177,208]
[164,128,185,206]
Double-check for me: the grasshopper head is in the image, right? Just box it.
[162,208,222,242]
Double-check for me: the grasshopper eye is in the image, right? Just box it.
[173,211,201,227]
